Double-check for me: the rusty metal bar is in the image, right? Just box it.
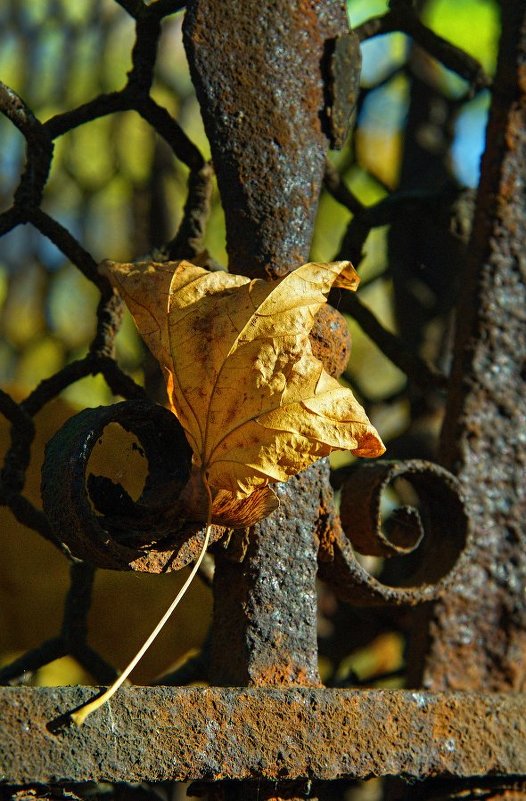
[182,0,353,699]
[1,687,525,784]
[183,0,352,279]
[419,2,526,693]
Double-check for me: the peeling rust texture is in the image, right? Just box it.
[1,687,525,784]
[210,463,326,687]
[423,5,526,692]
[183,0,350,279]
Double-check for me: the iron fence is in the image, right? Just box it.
[1,1,525,800]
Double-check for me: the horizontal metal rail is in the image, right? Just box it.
[1,687,525,783]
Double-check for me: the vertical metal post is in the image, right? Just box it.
[184,1,350,279]
[183,2,352,796]
[423,1,526,696]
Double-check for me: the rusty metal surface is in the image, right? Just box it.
[339,460,468,568]
[210,463,326,687]
[317,459,469,607]
[40,399,226,573]
[1,687,525,784]
[183,0,354,715]
[319,525,465,608]
[309,304,352,380]
[420,3,526,693]
[183,0,350,279]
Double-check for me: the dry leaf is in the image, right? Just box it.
[101,259,385,507]
[71,258,385,725]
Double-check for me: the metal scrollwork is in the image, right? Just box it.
[41,399,221,573]
[320,459,471,606]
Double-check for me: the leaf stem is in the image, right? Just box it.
[70,476,213,726]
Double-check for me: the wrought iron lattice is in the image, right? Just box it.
[1,1,525,799]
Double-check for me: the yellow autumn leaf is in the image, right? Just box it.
[101,259,385,501]
[72,258,385,725]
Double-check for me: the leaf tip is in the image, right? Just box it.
[331,261,360,292]
[352,431,386,459]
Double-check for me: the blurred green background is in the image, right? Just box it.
[0,0,499,688]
